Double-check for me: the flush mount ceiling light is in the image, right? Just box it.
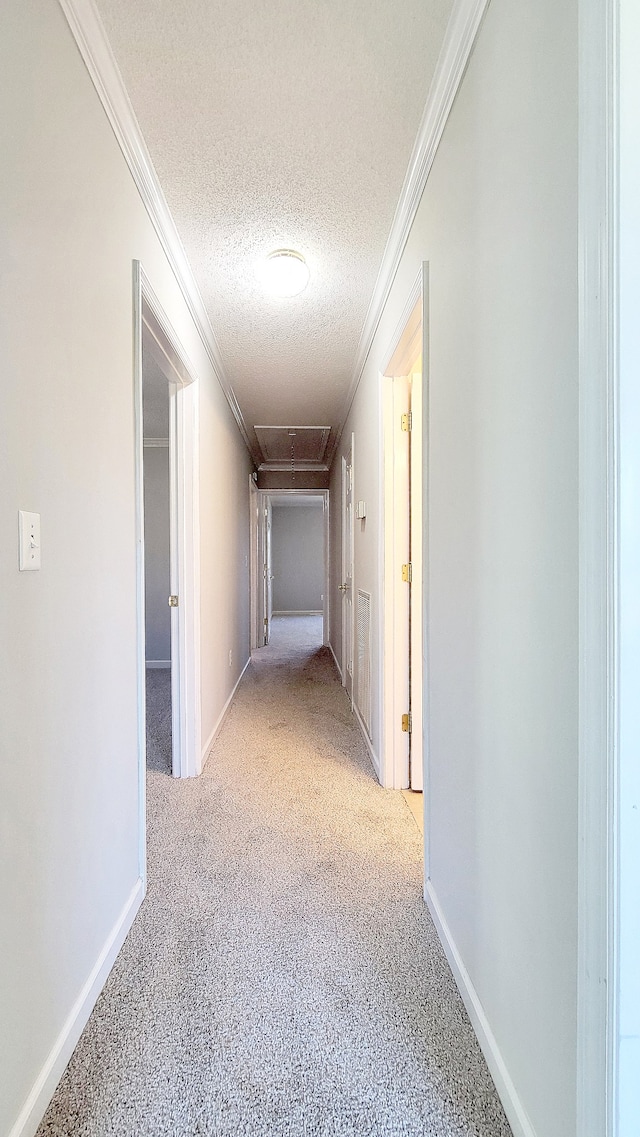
[257,249,310,298]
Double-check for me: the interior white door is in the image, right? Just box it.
[341,437,355,705]
[393,376,411,787]
[409,372,423,791]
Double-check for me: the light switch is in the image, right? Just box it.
[19,511,41,571]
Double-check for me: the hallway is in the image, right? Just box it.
[37,618,510,1137]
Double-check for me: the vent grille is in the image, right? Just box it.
[356,590,372,737]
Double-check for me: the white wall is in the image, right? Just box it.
[143,446,171,663]
[330,1,579,1134]
[271,505,324,613]
[0,2,250,1133]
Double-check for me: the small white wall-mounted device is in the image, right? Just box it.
[355,500,367,520]
[19,511,41,570]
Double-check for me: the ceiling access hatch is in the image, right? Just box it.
[254,425,331,471]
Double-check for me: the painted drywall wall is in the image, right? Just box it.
[330,1,579,1134]
[618,0,640,1129]
[271,505,324,613]
[0,2,251,1133]
[143,446,171,663]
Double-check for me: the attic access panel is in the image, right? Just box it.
[254,425,331,470]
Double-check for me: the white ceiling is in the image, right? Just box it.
[95,0,453,465]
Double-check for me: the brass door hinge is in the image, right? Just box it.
[401,412,413,432]
[168,595,179,607]
[401,713,412,733]
[264,617,268,626]
[401,562,412,583]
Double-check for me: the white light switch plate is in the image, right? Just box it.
[19,511,41,570]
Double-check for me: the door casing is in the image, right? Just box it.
[133,260,202,846]
[250,489,330,647]
[379,266,428,804]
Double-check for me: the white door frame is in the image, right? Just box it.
[577,3,640,1135]
[379,266,427,795]
[341,440,355,704]
[250,489,330,647]
[249,475,261,651]
[133,261,201,816]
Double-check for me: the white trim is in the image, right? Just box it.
[201,656,251,769]
[380,269,426,793]
[143,437,169,448]
[328,640,343,681]
[353,702,381,781]
[253,490,330,650]
[56,0,256,466]
[323,492,330,647]
[132,262,147,884]
[425,881,536,1137]
[420,262,432,880]
[249,476,260,652]
[8,879,144,1137]
[327,0,490,465]
[135,265,202,782]
[145,660,171,668]
[576,0,618,1134]
[272,610,323,617]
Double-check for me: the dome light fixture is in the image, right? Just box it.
[257,249,310,298]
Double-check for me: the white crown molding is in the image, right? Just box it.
[57,0,258,466]
[327,0,490,468]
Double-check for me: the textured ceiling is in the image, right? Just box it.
[95,0,453,460]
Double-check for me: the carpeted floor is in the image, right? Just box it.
[145,667,172,774]
[37,616,512,1137]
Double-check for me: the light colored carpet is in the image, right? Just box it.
[145,667,172,774]
[37,616,512,1137]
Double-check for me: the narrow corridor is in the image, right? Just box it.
[38,617,511,1137]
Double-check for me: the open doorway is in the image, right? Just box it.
[142,345,172,774]
[250,489,329,654]
[380,265,428,821]
[133,262,201,819]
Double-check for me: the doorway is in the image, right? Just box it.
[250,489,329,651]
[133,261,201,846]
[381,266,428,802]
[142,350,172,775]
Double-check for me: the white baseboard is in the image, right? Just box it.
[328,640,343,681]
[424,880,536,1137]
[272,610,323,616]
[145,660,170,669]
[200,656,251,771]
[353,702,381,780]
[9,877,144,1137]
